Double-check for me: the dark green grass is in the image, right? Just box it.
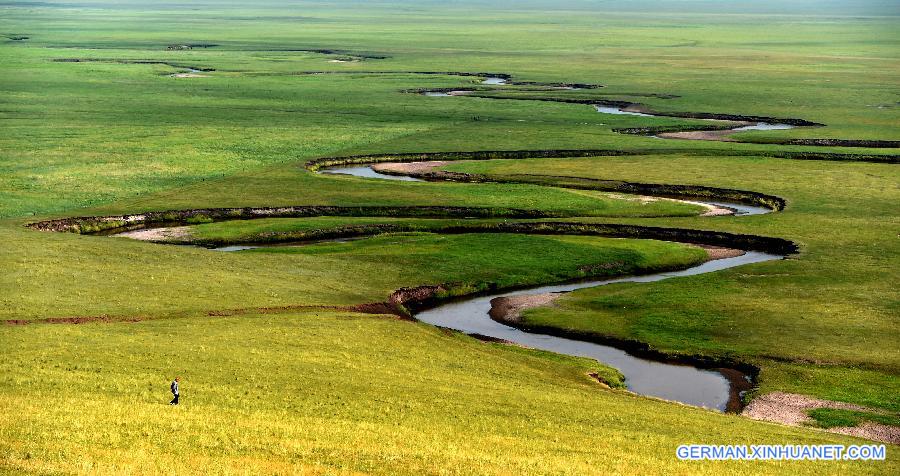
[0,229,705,322]
[247,231,709,297]
[441,155,900,411]
[184,215,715,245]
[808,409,900,430]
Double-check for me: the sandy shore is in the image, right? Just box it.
[830,422,900,444]
[621,104,654,115]
[657,130,738,141]
[694,244,746,260]
[371,161,447,175]
[115,226,191,241]
[743,391,899,444]
[677,199,735,216]
[489,293,562,324]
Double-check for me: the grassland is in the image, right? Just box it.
[1,230,708,321]
[442,155,900,412]
[5,313,894,475]
[2,1,899,218]
[1,0,899,473]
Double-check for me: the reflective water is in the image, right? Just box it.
[319,165,773,217]
[702,201,770,216]
[732,122,794,131]
[320,165,424,182]
[212,245,260,252]
[417,251,782,411]
[594,105,655,117]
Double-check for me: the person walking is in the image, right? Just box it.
[170,377,180,405]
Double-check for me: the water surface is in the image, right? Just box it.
[320,165,424,182]
[319,164,772,216]
[732,122,794,131]
[594,105,655,117]
[702,201,770,216]
[417,251,781,411]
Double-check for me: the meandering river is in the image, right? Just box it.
[312,163,779,411]
[418,251,780,411]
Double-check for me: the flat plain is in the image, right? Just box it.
[1,1,898,474]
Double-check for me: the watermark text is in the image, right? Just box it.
[676,444,886,461]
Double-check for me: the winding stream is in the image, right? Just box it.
[61,157,783,412]
[418,251,781,411]
[309,162,779,411]
[592,105,795,134]
[99,151,781,412]
[420,88,798,140]
[732,122,794,131]
[182,207,776,411]
[593,105,656,117]
[318,164,771,216]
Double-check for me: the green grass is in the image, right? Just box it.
[808,409,900,430]
[0,229,706,321]
[188,217,472,242]
[441,155,900,411]
[183,215,715,245]
[246,232,709,295]
[2,2,898,218]
[2,313,895,475]
[2,0,899,473]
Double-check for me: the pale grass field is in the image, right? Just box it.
[1,313,894,475]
